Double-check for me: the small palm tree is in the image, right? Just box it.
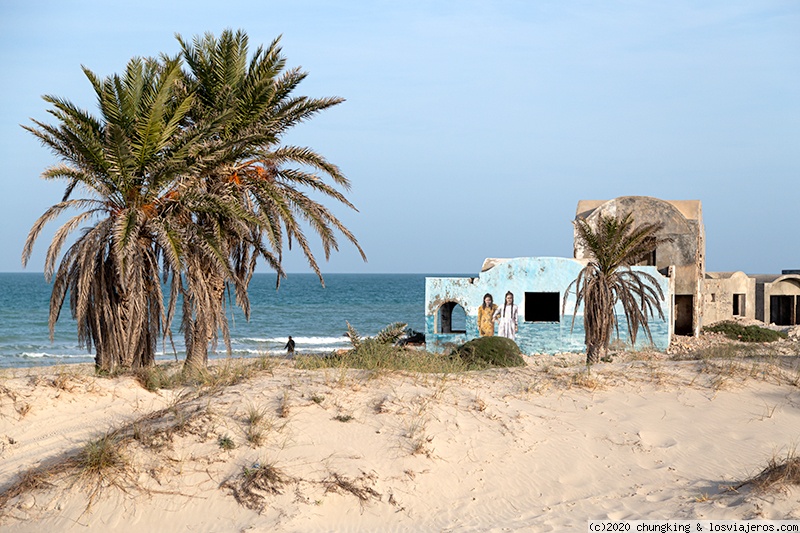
[564,213,669,365]
[22,57,200,370]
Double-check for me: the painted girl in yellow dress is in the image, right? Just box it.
[477,293,498,336]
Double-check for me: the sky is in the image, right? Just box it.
[1,1,797,276]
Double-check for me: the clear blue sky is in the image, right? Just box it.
[1,1,797,275]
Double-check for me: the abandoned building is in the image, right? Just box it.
[425,195,794,355]
[424,256,671,355]
[575,197,705,337]
[753,271,800,326]
[702,271,755,324]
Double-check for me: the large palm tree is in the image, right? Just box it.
[175,30,366,370]
[22,56,202,371]
[564,213,669,365]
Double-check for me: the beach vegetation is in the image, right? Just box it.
[23,29,364,374]
[295,344,469,374]
[134,365,181,392]
[245,403,269,426]
[565,213,669,365]
[703,321,787,343]
[218,434,236,450]
[733,447,800,494]
[245,424,266,447]
[310,393,325,404]
[173,30,365,372]
[21,55,197,372]
[223,461,291,511]
[452,336,525,368]
[297,321,528,373]
[77,433,128,478]
[323,472,381,505]
[277,389,290,418]
[300,321,467,373]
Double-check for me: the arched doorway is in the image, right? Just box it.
[769,278,800,326]
[438,301,466,334]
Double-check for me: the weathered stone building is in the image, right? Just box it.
[702,271,755,324]
[575,197,705,336]
[753,271,800,326]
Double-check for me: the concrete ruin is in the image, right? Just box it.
[577,197,798,331]
[424,195,793,355]
[703,271,755,324]
[575,197,705,337]
[753,271,800,326]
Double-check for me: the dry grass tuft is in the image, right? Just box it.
[243,403,275,447]
[404,417,433,457]
[568,369,604,391]
[0,468,55,511]
[323,472,380,504]
[277,390,290,418]
[733,449,800,494]
[245,403,268,426]
[223,462,292,511]
[73,433,128,478]
[0,432,136,513]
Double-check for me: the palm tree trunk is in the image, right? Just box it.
[586,342,606,365]
[184,323,209,372]
[182,269,225,372]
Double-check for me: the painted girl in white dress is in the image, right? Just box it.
[495,291,519,340]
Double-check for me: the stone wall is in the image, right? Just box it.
[702,272,756,325]
[425,257,671,355]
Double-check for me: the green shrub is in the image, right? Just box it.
[704,321,787,343]
[295,343,470,373]
[453,336,525,368]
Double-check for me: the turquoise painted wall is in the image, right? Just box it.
[425,257,671,355]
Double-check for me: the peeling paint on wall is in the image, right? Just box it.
[425,257,671,355]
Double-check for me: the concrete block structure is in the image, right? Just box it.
[425,257,671,355]
[702,271,756,324]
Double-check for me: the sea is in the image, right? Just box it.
[0,272,465,370]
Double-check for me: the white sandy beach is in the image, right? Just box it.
[1,346,800,532]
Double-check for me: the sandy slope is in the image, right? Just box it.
[1,354,800,532]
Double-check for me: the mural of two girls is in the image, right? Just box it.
[478,292,519,341]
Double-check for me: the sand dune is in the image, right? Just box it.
[1,353,800,532]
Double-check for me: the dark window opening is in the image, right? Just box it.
[524,292,560,322]
[438,302,466,333]
[770,295,799,326]
[733,294,745,316]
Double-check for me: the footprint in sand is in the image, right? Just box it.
[637,431,677,449]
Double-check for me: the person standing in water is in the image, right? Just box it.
[284,336,295,355]
[477,293,498,336]
[495,291,519,341]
